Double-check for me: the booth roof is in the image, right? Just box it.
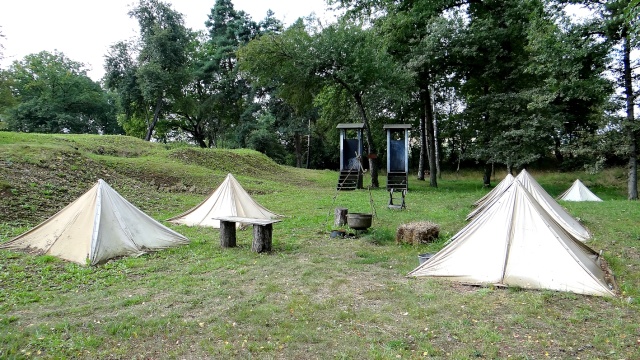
[383,124,412,129]
[336,123,365,129]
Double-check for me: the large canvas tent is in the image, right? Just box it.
[468,170,591,242]
[167,173,281,228]
[408,181,616,297]
[0,179,189,265]
[558,179,603,202]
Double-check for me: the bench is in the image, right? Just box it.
[212,216,281,253]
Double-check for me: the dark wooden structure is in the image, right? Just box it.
[336,123,365,190]
[388,188,407,210]
[213,216,281,253]
[384,124,411,191]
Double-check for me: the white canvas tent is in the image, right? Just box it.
[167,173,281,228]
[558,179,603,202]
[0,179,189,265]
[408,181,616,297]
[467,170,591,242]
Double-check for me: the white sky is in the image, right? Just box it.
[0,0,336,81]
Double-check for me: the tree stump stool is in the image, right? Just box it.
[334,207,348,227]
[219,220,237,248]
[251,223,273,253]
[212,216,281,253]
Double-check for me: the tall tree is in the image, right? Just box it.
[202,0,260,148]
[4,51,119,134]
[559,0,639,198]
[526,11,613,170]
[306,21,410,187]
[239,19,324,166]
[105,0,191,141]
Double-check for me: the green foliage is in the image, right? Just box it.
[2,51,120,134]
[104,0,191,141]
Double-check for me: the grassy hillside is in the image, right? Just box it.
[0,132,638,359]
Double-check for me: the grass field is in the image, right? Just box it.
[0,133,639,359]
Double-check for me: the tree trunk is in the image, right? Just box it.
[306,119,311,169]
[434,108,441,180]
[252,224,273,253]
[354,92,379,188]
[425,88,438,188]
[145,94,163,141]
[219,220,237,248]
[622,29,638,200]
[483,162,492,188]
[417,97,427,181]
[553,135,564,164]
[294,131,303,168]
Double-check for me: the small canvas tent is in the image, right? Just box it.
[467,170,591,242]
[408,181,615,297]
[0,179,189,265]
[558,179,603,202]
[167,173,281,228]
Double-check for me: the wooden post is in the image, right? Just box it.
[219,220,236,248]
[251,224,273,253]
[334,207,348,227]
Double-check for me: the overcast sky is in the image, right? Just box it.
[0,0,336,81]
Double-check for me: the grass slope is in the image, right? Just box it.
[0,132,638,359]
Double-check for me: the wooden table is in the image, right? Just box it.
[212,216,281,253]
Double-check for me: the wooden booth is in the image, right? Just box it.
[336,123,365,190]
[384,124,411,208]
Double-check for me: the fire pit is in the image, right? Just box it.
[347,213,373,230]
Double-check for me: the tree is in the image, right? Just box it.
[558,0,639,198]
[3,51,119,134]
[308,21,411,187]
[200,0,260,149]
[383,9,466,187]
[104,0,191,141]
[526,12,613,170]
[239,19,324,167]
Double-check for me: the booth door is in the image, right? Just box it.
[389,139,405,172]
[343,139,360,170]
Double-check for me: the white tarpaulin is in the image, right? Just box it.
[167,173,281,228]
[0,180,189,265]
[558,179,603,202]
[408,181,615,297]
[468,169,591,242]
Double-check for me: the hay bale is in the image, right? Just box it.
[396,221,440,245]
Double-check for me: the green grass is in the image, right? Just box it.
[0,133,639,359]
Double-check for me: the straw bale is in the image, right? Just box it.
[396,221,440,245]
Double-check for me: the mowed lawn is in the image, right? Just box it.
[1,134,639,359]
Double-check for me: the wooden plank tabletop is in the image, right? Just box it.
[212,216,281,225]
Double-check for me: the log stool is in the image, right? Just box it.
[212,216,282,253]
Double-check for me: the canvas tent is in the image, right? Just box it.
[558,179,603,202]
[467,170,591,242]
[0,179,189,265]
[167,173,281,228]
[408,181,616,297]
